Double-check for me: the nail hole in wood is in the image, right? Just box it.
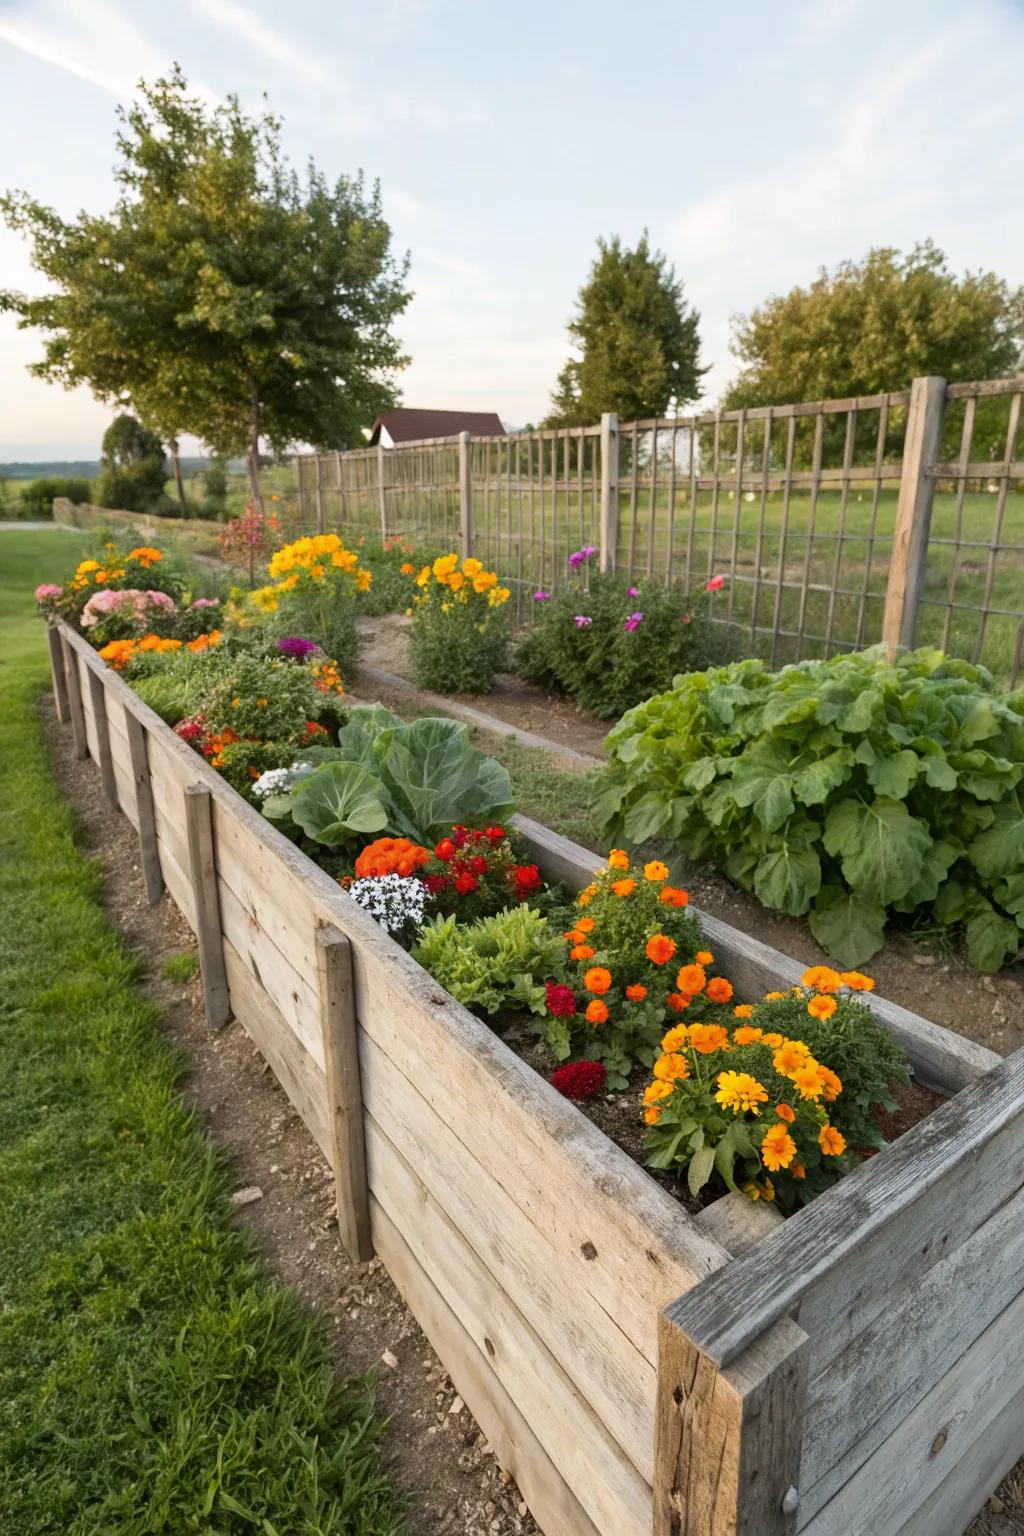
[484,1337,495,1358]
[930,1430,948,1457]
[580,1241,597,1261]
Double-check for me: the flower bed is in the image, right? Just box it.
[49,617,1024,1536]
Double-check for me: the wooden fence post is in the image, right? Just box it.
[458,431,474,556]
[599,411,620,573]
[316,923,373,1263]
[882,375,947,655]
[293,455,307,523]
[125,709,163,904]
[377,444,388,544]
[47,625,69,723]
[60,633,88,759]
[654,1306,809,1536]
[184,783,231,1028]
[86,668,118,806]
[314,453,325,533]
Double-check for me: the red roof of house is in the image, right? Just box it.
[368,408,505,445]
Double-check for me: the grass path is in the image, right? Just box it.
[0,532,404,1534]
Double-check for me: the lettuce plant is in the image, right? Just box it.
[598,647,1024,969]
[412,906,564,1016]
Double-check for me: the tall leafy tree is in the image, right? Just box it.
[546,234,705,426]
[1,68,411,512]
[94,413,168,513]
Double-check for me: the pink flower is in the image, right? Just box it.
[627,586,640,597]
[34,583,62,602]
[574,614,592,628]
[706,574,725,592]
[145,590,176,612]
[533,590,551,601]
[190,597,219,610]
[623,611,644,632]
[682,614,692,624]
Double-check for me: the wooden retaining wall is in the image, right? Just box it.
[52,621,1024,1536]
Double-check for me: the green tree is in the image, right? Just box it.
[1,68,411,513]
[726,242,1024,408]
[94,413,168,513]
[546,234,705,426]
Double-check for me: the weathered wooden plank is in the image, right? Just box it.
[47,624,69,722]
[696,1191,783,1256]
[124,709,163,903]
[60,632,88,758]
[883,376,947,653]
[85,667,118,805]
[366,1114,651,1536]
[317,924,372,1264]
[184,783,231,1029]
[370,1199,602,1536]
[512,812,999,1095]
[945,375,1024,400]
[801,1285,1024,1536]
[599,411,619,573]
[359,1028,656,1480]
[216,877,324,1069]
[654,1310,809,1536]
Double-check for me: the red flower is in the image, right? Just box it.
[485,825,505,843]
[550,1060,607,1100]
[435,838,455,862]
[544,981,577,1018]
[452,826,470,849]
[423,874,448,895]
[454,872,479,895]
[469,854,488,876]
[304,720,327,735]
[512,864,541,895]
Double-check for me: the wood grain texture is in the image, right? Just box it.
[316,924,372,1264]
[124,709,163,903]
[60,632,88,758]
[599,411,619,573]
[184,784,231,1029]
[85,667,118,805]
[47,624,69,722]
[883,375,947,653]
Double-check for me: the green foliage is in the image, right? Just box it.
[599,647,1024,969]
[160,951,199,983]
[0,533,404,1535]
[516,572,716,718]
[201,460,229,519]
[192,652,327,741]
[412,906,564,1018]
[546,233,705,424]
[94,414,169,514]
[19,475,92,519]
[408,557,510,694]
[357,540,441,616]
[290,762,390,845]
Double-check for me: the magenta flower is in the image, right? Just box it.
[623,611,644,632]
[533,590,551,601]
[706,574,725,592]
[277,636,318,659]
[573,614,592,628]
[568,544,598,569]
[627,586,640,597]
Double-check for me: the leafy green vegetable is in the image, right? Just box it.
[412,906,564,1016]
[289,762,390,845]
[601,647,1024,969]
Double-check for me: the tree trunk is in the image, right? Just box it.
[169,438,187,513]
[247,385,265,516]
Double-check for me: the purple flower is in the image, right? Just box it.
[277,635,318,659]
[568,544,598,569]
[623,611,644,633]
[574,614,592,628]
[627,586,640,597]
[533,591,551,602]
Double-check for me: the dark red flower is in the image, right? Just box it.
[485,825,505,843]
[544,981,577,1018]
[454,872,479,895]
[468,854,488,876]
[452,825,470,849]
[550,1060,607,1100]
[423,874,448,895]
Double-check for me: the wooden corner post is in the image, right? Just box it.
[314,453,326,533]
[883,375,947,656]
[654,1300,809,1536]
[60,632,88,759]
[184,783,231,1028]
[600,411,620,573]
[458,431,474,556]
[47,625,69,723]
[316,923,373,1263]
[377,443,388,544]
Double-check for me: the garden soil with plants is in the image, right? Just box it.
[42,695,541,1536]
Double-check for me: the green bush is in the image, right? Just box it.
[19,476,93,520]
[409,554,510,694]
[598,647,1024,970]
[516,571,718,718]
[356,538,441,616]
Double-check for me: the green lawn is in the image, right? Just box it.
[0,530,404,1535]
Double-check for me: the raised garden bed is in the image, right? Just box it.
[50,619,1024,1536]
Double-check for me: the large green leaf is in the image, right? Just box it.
[822,796,930,905]
[376,717,514,843]
[866,749,920,799]
[965,904,1020,971]
[967,800,1024,880]
[289,762,390,846]
[792,748,853,807]
[729,746,795,832]
[753,831,821,915]
[892,839,959,912]
[336,704,403,769]
[808,887,887,966]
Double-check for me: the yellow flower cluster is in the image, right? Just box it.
[68,545,162,593]
[248,534,372,614]
[414,554,510,609]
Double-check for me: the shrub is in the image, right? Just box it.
[249,533,370,672]
[20,475,92,520]
[409,554,511,693]
[357,537,441,616]
[516,559,716,718]
[599,647,1024,969]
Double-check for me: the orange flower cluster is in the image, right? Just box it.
[354,837,431,879]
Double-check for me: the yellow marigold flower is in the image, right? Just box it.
[764,990,786,1001]
[695,950,713,966]
[688,1023,730,1055]
[661,1024,689,1052]
[433,553,459,580]
[578,883,599,906]
[355,568,372,591]
[448,570,465,592]
[611,878,636,897]
[793,1062,826,1101]
[773,1040,811,1077]
[762,1032,785,1048]
[732,1004,754,1019]
[760,1178,776,1201]
[643,860,669,882]
[461,557,483,577]
[732,1025,763,1045]
[818,1066,843,1102]
[644,1079,675,1104]
[653,1053,690,1083]
[472,570,498,593]
[608,849,630,871]
[760,1122,797,1171]
[807,994,837,1020]
[416,565,432,587]
[675,963,706,995]
[840,971,875,991]
[802,965,843,993]
[715,1070,769,1115]
[819,1124,846,1157]
[742,1182,762,1202]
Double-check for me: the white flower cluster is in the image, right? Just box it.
[347,873,428,938]
[251,761,317,799]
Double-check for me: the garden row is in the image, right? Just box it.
[38,530,1024,1534]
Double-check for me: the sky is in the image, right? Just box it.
[1,0,1023,460]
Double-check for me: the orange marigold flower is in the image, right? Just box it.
[667,992,691,1013]
[576,916,595,933]
[761,1123,797,1172]
[688,1023,730,1055]
[659,885,689,907]
[570,944,595,961]
[625,983,648,1001]
[792,1161,807,1179]
[807,994,837,1020]
[644,1079,675,1104]
[643,860,669,882]
[762,1032,785,1048]
[653,1053,690,1083]
[732,1004,754,1019]
[586,999,609,1025]
[695,950,713,965]
[583,966,612,995]
[775,1102,796,1123]
[818,1066,843,1102]
[773,1040,811,1076]
[732,1025,763,1045]
[611,878,637,897]
[608,849,630,870]
[819,1124,846,1157]
[355,837,430,879]
[400,562,415,574]
[801,965,843,993]
[564,928,585,943]
[793,1062,826,1101]
[840,970,875,991]
[675,963,706,995]
[661,1024,689,1052]
[645,934,677,966]
[644,1106,664,1125]
[706,976,733,1004]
